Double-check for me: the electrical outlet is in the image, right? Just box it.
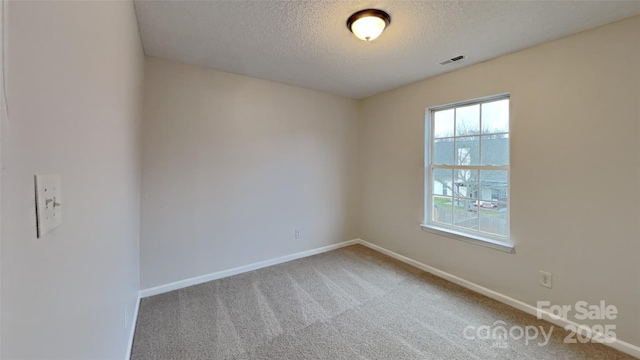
[539,271,552,289]
[295,228,302,239]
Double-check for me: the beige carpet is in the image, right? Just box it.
[131,245,633,359]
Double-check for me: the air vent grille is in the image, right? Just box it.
[440,55,465,65]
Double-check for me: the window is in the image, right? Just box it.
[423,95,511,251]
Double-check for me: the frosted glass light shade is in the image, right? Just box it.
[351,16,386,41]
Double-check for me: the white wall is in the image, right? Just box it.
[140,57,359,289]
[358,16,640,346]
[1,1,143,359]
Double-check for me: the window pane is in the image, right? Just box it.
[481,134,509,165]
[480,204,508,237]
[454,169,478,199]
[432,169,452,196]
[455,104,480,136]
[455,136,479,165]
[427,96,509,240]
[432,196,452,225]
[433,109,454,138]
[481,99,509,134]
[453,198,478,231]
[479,170,508,201]
[433,138,454,165]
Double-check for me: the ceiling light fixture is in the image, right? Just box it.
[346,9,391,42]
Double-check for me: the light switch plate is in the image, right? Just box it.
[35,174,62,238]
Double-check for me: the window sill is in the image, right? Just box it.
[420,224,514,253]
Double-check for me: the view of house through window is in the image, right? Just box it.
[426,95,510,241]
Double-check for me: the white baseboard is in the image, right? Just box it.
[354,239,640,359]
[139,239,360,298]
[126,293,141,360]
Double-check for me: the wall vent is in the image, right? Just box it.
[440,55,465,65]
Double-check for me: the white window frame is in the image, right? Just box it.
[421,94,513,253]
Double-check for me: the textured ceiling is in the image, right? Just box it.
[134,1,640,99]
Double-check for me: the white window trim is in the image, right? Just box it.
[424,93,513,253]
[420,224,514,253]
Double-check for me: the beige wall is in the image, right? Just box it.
[358,16,640,346]
[140,57,359,289]
[1,1,144,359]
